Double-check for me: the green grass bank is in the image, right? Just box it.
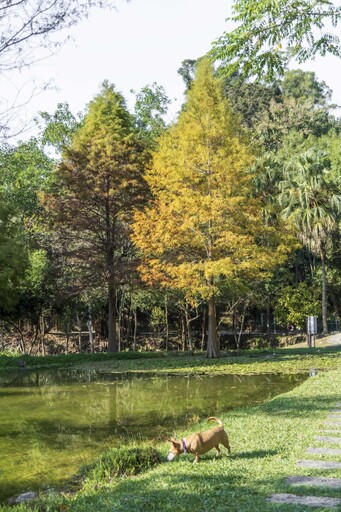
[1,348,341,511]
[1,345,341,375]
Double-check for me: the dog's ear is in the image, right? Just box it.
[168,437,177,445]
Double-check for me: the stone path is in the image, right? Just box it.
[297,460,341,469]
[268,401,341,508]
[268,494,341,508]
[306,448,341,456]
[315,436,341,443]
[285,476,341,489]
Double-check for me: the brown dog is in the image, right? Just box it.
[167,417,231,463]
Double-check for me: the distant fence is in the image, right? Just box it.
[315,320,340,334]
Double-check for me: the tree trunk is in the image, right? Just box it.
[266,296,271,341]
[87,305,94,353]
[66,329,70,355]
[165,295,169,351]
[320,250,328,335]
[87,319,94,353]
[0,320,4,351]
[108,284,118,352]
[233,307,238,347]
[180,312,187,351]
[206,295,220,358]
[117,292,122,352]
[133,307,137,351]
[237,301,248,349]
[126,307,132,341]
[185,309,193,352]
[27,324,39,356]
[184,303,200,352]
[39,313,45,356]
[76,313,82,353]
[201,309,206,351]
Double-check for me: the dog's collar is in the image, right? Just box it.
[182,438,187,453]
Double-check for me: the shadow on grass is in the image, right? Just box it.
[64,468,284,512]
[261,394,340,417]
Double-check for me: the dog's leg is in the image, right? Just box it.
[225,441,231,454]
[193,453,199,463]
[215,446,222,457]
[222,432,231,454]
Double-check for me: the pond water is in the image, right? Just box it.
[0,369,307,502]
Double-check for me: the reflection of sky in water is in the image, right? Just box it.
[0,370,307,502]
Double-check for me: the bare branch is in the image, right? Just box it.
[0,74,54,140]
[0,0,123,139]
[0,0,118,71]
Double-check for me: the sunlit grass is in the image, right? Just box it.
[1,345,340,375]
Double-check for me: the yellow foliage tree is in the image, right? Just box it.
[132,58,288,358]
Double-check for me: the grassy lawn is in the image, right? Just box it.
[0,345,341,375]
[1,347,341,511]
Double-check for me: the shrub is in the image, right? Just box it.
[249,336,280,349]
[77,446,161,484]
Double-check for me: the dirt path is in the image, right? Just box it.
[326,333,341,345]
[283,332,341,349]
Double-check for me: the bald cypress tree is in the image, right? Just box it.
[132,59,288,358]
[45,82,149,352]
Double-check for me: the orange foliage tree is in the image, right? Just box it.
[132,59,289,358]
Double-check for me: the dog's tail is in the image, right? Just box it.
[207,416,223,427]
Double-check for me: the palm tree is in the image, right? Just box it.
[278,148,341,334]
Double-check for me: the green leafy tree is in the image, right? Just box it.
[328,263,341,323]
[0,198,29,311]
[278,147,341,333]
[251,70,337,150]
[132,58,289,358]
[281,69,333,106]
[211,0,341,80]
[0,138,53,218]
[254,130,341,334]
[222,72,281,130]
[36,103,82,155]
[255,96,332,151]
[132,83,170,148]
[219,69,337,149]
[0,138,52,303]
[177,59,199,91]
[274,282,320,328]
[44,82,150,352]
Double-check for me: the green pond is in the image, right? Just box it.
[0,369,307,502]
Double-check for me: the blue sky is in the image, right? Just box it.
[2,0,341,139]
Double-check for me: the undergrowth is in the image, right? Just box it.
[75,446,161,483]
